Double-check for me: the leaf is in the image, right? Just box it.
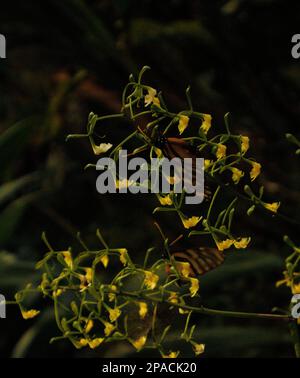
[11,310,54,358]
[0,118,39,174]
[200,251,283,289]
[0,172,40,206]
[0,251,36,288]
[0,192,41,244]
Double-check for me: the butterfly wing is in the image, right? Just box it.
[161,137,211,200]
[172,247,224,276]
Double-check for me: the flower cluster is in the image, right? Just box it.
[66,66,281,254]
[15,231,205,357]
[14,67,288,358]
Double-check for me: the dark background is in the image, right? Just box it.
[0,0,299,357]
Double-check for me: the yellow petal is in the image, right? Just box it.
[79,338,89,347]
[200,114,212,135]
[216,239,234,251]
[193,343,205,356]
[204,159,212,170]
[21,309,40,320]
[108,307,121,323]
[250,162,261,181]
[231,167,244,184]
[131,336,147,351]
[88,338,104,349]
[292,283,300,294]
[264,202,280,213]
[168,292,179,304]
[92,143,113,156]
[85,319,94,334]
[216,144,227,160]
[138,302,148,319]
[100,255,109,268]
[62,251,73,268]
[178,115,189,134]
[117,249,128,265]
[144,271,159,290]
[233,237,251,249]
[176,261,192,278]
[104,321,115,336]
[158,194,173,206]
[84,268,93,283]
[162,351,180,358]
[241,136,250,154]
[144,87,157,107]
[181,216,201,229]
[189,278,199,297]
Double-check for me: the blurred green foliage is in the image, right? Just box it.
[0,0,299,357]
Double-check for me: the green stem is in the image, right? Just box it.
[106,289,292,322]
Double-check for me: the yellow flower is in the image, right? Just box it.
[189,278,199,297]
[178,115,190,134]
[153,97,161,107]
[231,167,244,184]
[166,175,180,185]
[145,87,160,107]
[241,136,250,154]
[264,202,280,213]
[158,194,173,206]
[116,179,134,189]
[53,289,63,298]
[118,248,128,265]
[108,285,118,302]
[84,268,93,283]
[216,144,227,160]
[181,216,201,229]
[100,255,109,268]
[138,302,148,319]
[144,271,159,290]
[292,283,300,294]
[108,307,122,323]
[200,114,212,134]
[216,239,234,251]
[176,261,192,278]
[193,343,205,356]
[204,159,212,170]
[62,251,73,269]
[179,308,189,315]
[163,351,180,358]
[153,147,163,158]
[79,338,89,347]
[85,319,94,334]
[234,237,251,249]
[21,309,40,320]
[79,268,93,291]
[250,162,261,181]
[168,292,179,304]
[92,143,113,156]
[131,336,147,351]
[88,338,104,349]
[103,321,115,336]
